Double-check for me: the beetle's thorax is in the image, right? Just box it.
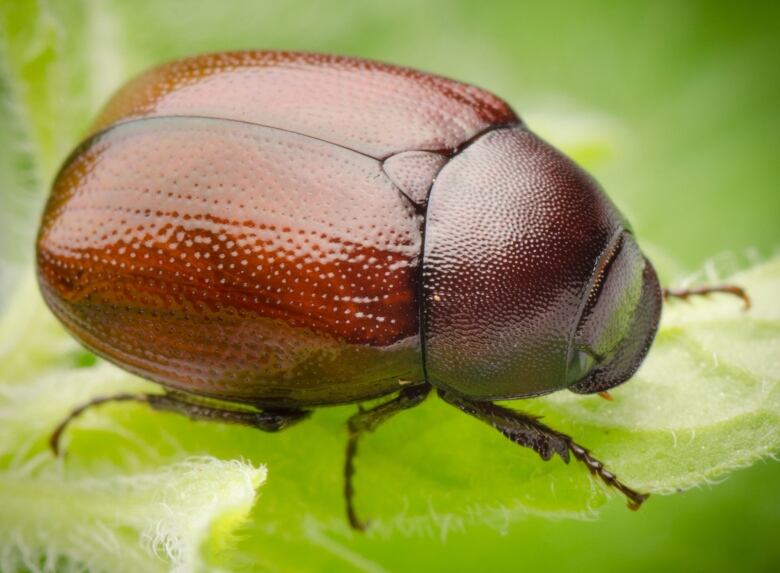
[419,125,631,399]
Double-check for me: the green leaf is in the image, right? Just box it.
[0,457,266,573]
[0,256,777,570]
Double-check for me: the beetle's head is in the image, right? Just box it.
[565,231,662,394]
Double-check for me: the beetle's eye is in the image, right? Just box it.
[574,232,644,362]
[565,347,597,384]
[567,231,663,395]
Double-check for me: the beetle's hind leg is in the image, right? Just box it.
[438,390,649,510]
[344,383,431,531]
[49,391,310,456]
[663,284,750,310]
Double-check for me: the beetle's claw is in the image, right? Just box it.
[626,491,650,511]
[349,515,371,532]
[48,424,66,457]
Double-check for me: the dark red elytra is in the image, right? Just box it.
[38,51,666,528]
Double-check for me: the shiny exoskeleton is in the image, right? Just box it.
[38,52,745,530]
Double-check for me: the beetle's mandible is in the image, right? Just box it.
[37,51,749,530]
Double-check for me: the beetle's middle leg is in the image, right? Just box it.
[438,389,649,510]
[50,390,310,455]
[344,383,431,531]
[663,284,750,309]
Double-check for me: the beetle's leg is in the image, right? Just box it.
[663,284,750,310]
[438,389,649,510]
[50,391,310,456]
[344,383,431,531]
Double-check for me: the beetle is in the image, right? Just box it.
[37,51,748,530]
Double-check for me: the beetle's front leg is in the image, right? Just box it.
[50,391,310,455]
[663,284,750,310]
[438,389,649,510]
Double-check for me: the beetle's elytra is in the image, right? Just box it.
[38,51,742,529]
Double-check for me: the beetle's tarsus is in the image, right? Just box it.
[49,391,310,456]
[344,430,370,532]
[343,383,431,531]
[663,284,750,311]
[49,393,149,456]
[565,441,649,510]
[439,390,649,511]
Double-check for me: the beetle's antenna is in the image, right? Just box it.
[663,284,751,310]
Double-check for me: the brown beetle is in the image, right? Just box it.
[37,51,748,530]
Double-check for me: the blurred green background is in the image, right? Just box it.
[1,0,779,571]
